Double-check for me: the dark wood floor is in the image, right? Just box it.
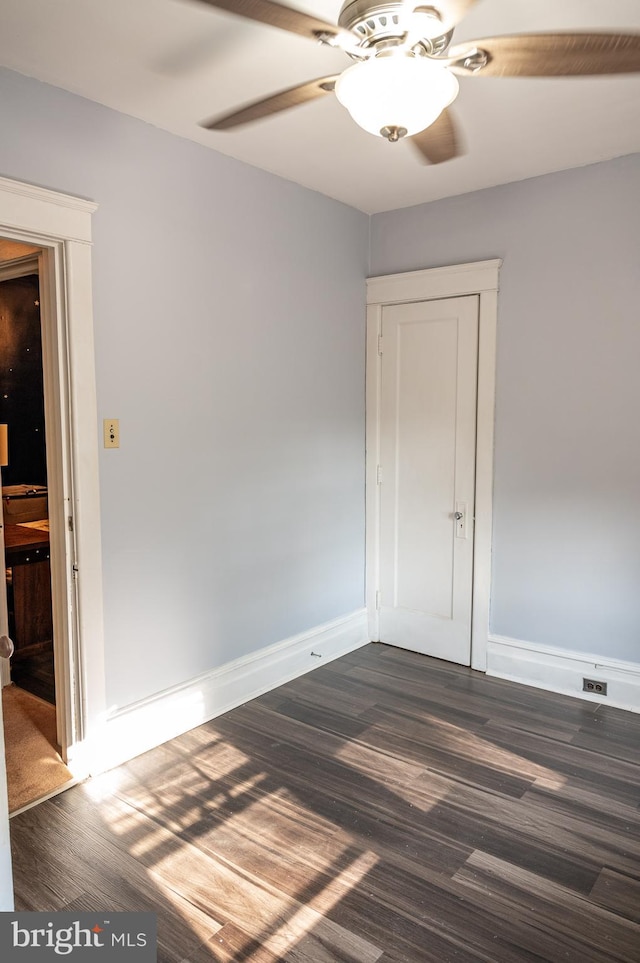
[10,643,640,962]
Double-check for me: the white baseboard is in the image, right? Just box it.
[95,608,368,773]
[487,634,640,713]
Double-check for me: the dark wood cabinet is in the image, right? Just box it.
[4,523,53,699]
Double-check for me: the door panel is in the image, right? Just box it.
[379,295,479,664]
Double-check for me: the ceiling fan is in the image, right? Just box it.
[194,0,640,164]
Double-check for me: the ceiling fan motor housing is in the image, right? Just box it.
[337,0,452,55]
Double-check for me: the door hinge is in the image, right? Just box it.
[72,563,79,580]
[68,515,74,533]
[376,464,382,485]
[375,590,381,610]
[378,334,383,356]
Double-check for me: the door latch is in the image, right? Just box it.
[454,502,467,538]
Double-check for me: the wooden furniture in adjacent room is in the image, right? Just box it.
[4,521,54,702]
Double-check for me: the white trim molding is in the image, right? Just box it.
[488,634,640,713]
[0,176,105,777]
[0,176,102,910]
[96,609,369,774]
[0,254,39,282]
[366,259,501,671]
[0,175,96,242]
[367,259,503,304]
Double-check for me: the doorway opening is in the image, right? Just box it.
[0,176,104,909]
[0,239,74,813]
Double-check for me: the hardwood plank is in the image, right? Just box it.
[357,704,538,796]
[454,850,640,963]
[10,804,89,910]
[11,799,223,963]
[571,722,640,766]
[333,653,584,741]
[182,922,283,962]
[118,738,471,883]
[60,890,223,963]
[270,672,380,718]
[9,643,640,962]
[481,719,640,805]
[56,789,384,963]
[234,700,429,789]
[522,780,640,836]
[590,868,640,924]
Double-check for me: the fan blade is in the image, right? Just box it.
[192,0,346,43]
[202,76,338,129]
[410,108,462,164]
[449,32,640,77]
[414,1,480,34]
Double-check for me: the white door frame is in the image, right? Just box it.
[0,175,106,773]
[366,259,501,672]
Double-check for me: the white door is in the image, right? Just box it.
[0,498,14,910]
[378,295,479,665]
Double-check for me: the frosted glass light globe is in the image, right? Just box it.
[335,54,459,138]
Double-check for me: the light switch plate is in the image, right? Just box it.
[103,419,120,449]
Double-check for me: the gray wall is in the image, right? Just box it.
[2,64,638,699]
[371,153,640,664]
[0,68,369,708]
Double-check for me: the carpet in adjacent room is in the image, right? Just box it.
[2,684,73,813]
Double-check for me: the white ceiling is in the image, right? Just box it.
[1,0,639,213]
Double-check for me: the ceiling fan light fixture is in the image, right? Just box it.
[335,53,459,139]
